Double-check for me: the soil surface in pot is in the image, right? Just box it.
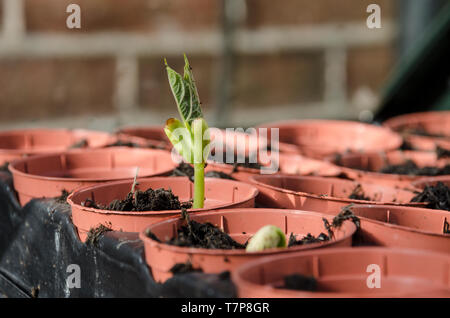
[380,160,450,176]
[209,149,263,170]
[69,139,88,149]
[82,187,192,211]
[401,127,449,138]
[105,139,166,150]
[411,181,450,211]
[280,274,317,292]
[170,163,234,181]
[347,184,371,201]
[147,207,360,250]
[436,146,450,159]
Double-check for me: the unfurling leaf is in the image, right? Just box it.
[164,118,194,163]
[165,55,203,126]
[246,225,287,252]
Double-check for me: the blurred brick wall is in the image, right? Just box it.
[0,0,397,130]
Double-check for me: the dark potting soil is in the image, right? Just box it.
[170,162,235,181]
[165,218,246,250]
[348,184,371,201]
[411,181,450,211]
[285,205,361,246]
[82,187,192,212]
[399,139,416,151]
[86,223,112,246]
[106,140,142,148]
[436,146,450,159]
[209,150,263,170]
[148,206,360,250]
[53,189,71,204]
[400,127,449,138]
[69,139,88,149]
[287,232,329,246]
[280,274,317,292]
[105,139,166,150]
[331,204,361,229]
[380,160,450,176]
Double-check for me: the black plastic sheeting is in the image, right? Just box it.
[0,172,236,298]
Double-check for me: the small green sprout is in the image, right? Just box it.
[246,225,287,252]
[164,55,210,209]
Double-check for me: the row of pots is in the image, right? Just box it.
[1,113,450,297]
[0,126,265,166]
[7,145,450,207]
[2,112,449,164]
[9,159,450,297]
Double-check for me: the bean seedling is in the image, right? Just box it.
[164,55,210,209]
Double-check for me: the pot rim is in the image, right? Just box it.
[0,128,114,155]
[232,246,450,298]
[207,152,342,175]
[331,150,449,181]
[250,174,425,206]
[8,146,175,182]
[352,203,450,238]
[257,119,403,146]
[411,175,450,189]
[67,176,259,216]
[139,208,357,256]
[383,110,450,132]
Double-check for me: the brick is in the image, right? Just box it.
[0,58,116,121]
[139,55,218,111]
[244,0,395,28]
[347,45,395,97]
[24,0,220,33]
[231,52,324,108]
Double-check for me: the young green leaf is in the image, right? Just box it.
[165,56,203,126]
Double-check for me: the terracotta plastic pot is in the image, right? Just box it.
[112,133,169,150]
[401,134,450,152]
[9,147,176,205]
[384,111,450,151]
[206,152,342,182]
[329,150,450,188]
[411,175,450,189]
[0,128,115,165]
[257,120,402,159]
[350,204,450,253]
[384,111,450,135]
[232,247,450,298]
[116,125,171,150]
[250,175,423,213]
[140,208,357,282]
[118,125,268,158]
[117,125,167,142]
[69,177,259,242]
